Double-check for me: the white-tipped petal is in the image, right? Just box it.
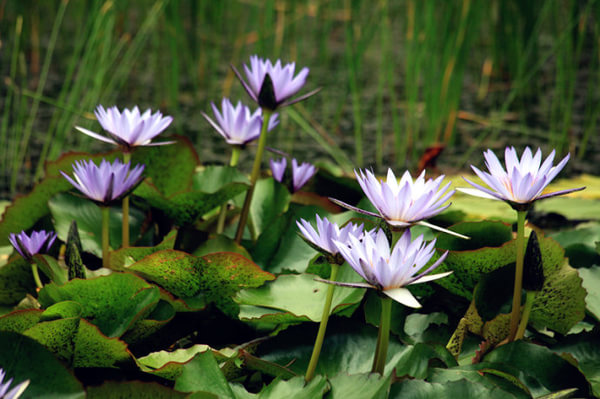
[383,287,422,308]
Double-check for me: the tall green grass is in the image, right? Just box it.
[1,0,599,196]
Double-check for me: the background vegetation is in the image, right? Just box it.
[1,0,599,197]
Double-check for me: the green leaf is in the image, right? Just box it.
[23,317,131,368]
[553,332,600,397]
[193,165,249,193]
[550,222,600,268]
[40,301,83,321]
[0,309,43,332]
[199,252,275,316]
[536,197,600,221]
[175,351,235,398]
[427,364,531,398]
[0,151,120,246]
[390,343,458,379]
[109,229,177,270]
[0,331,85,399]
[132,137,199,197]
[389,378,520,399]
[437,221,514,251]
[0,257,35,305]
[249,178,291,239]
[135,180,248,226]
[236,268,364,328]
[49,193,146,257]
[484,341,590,397]
[38,273,160,337]
[127,250,204,297]
[87,381,192,399]
[261,323,404,376]
[257,375,328,399]
[137,344,214,380]
[34,254,68,285]
[121,300,176,344]
[193,234,252,259]
[578,266,600,321]
[328,372,391,399]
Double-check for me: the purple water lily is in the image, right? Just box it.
[331,169,462,237]
[297,215,366,259]
[76,105,174,150]
[270,158,287,182]
[460,147,585,210]
[8,230,57,261]
[201,98,279,145]
[0,368,29,399]
[270,158,317,192]
[232,55,319,110]
[292,159,317,192]
[61,158,145,205]
[333,229,451,308]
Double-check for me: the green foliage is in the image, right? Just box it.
[49,192,146,257]
[0,331,85,399]
[236,268,365,329]
[0,257,35,305]
[174,351,235,397]
[578,266,600,321]
[38,273,160,337]
[328,373,391,399]
[87,381,190,399]
[23,317,131,368]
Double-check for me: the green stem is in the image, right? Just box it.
[235,111,272,243]
[217,146,241,234]
[101,206,110,268]
[31,262,43,289]
[515,291,536,340]
[121,151,131,248]
[372,296,392,375]
[305,263,340,382]
[509,210,527,341]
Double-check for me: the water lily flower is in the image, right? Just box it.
[331,169,462,237]
[201,98,279,145]
[332,229,450,308]
[9,230,57,262]
[460,147,584,210]
[232,55,319,110]
[61,158,145,205]
[297,215,366,263]
[270,158,317,192]
[0,368,29,399]
[270,158,287,182]
[76,105,174,150]
[292,159,317,192]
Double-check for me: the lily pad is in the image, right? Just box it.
[175,351,235,398]
[0,309,43,332]
[328,372,391,399]
[132,136,199,197]
[236,267,365,328]
[0,331,85,398]
[38,272,160,337]
[86,381,190,399]
[577,266,600,321]
[109,229,177,270]
[49,192,146,258]
[23,317,131,368]
[0,257,35,305]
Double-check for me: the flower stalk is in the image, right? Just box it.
[217,146,241,234]
[121,151,131,248]
[31,262,43,289]
[509,210,527,341]
[372,296,392,374]
[235,110,272,243]
[515,291,537,340]
[101,206,110,268]
[305,263,340,382]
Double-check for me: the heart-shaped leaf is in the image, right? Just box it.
[0,257,35,305]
